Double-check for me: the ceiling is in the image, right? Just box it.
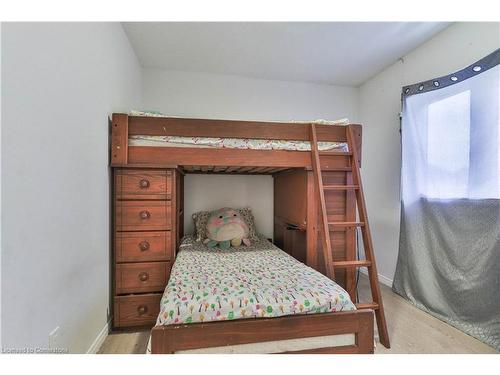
[123,22,450,86]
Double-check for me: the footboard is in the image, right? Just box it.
[151,309,374,354]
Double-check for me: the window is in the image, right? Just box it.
[426,91,471,199]
[402,64,500,202]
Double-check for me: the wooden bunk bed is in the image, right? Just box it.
[110,113,390,354]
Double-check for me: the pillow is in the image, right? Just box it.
[205,208,251,249]
[236,207,259,241]
[192,210,211,242]
[192,207,259,242]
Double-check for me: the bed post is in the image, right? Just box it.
[306,170,318,270]
[111,113,129,165]
[356,309,375,353]
[350,124,362,166]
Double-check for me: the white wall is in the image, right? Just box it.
[1,23,142,353]
[142,69,360,236]
[359,22,500,285]
[184,175,274,238]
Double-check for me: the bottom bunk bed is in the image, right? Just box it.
[149,235,374,354]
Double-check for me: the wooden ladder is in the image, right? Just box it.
[310,123,390,348]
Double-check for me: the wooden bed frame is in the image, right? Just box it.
[151,310,374,354]
[110,113,383,354]
[111,114,362,169]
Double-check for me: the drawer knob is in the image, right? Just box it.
[139,241,150,251]
[139,210,151,220]
[139,179,150,189]
[137,305,148,315]
[138,272,149,282]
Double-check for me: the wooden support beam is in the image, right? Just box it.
[310,124,335,280]
[111,113,129,165]
[128,147,312,168]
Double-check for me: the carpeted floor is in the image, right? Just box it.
[97,276,498,354]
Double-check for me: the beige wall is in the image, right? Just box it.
[359,22,500,285]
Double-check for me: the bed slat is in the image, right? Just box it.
[246,166,270,173]
[213,166,228,172]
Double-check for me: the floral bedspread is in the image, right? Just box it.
[156,236,355,326]
[129,135,347,152]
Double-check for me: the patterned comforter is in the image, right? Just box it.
[129,135,347,152]
[156,236,355,326]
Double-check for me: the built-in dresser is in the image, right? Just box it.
[112,168,183,328]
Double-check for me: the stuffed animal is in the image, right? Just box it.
[203,208,251,249]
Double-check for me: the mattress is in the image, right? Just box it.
[129,135,348,152]
[156,235,355,326]
[128,110,350,152]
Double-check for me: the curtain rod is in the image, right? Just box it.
[402,48,500,98]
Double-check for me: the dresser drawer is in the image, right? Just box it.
[116,231,171,263]
[115,170,172,200]
[116,201,171,231]
[114,294,162,328]
[115,261,170,294]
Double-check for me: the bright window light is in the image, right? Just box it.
[426,91,471,199]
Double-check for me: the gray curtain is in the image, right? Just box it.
[393,49,500,350]
[394,199,500,349]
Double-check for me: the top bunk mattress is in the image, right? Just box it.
[129,135,348,152]
[156,235,356,326]
[128,111,350,152]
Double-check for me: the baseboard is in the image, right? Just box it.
[86,321,110,354]
[359,269,393,288]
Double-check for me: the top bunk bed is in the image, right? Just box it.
[110,113,363,173]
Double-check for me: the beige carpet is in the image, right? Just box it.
[98,276,498,354]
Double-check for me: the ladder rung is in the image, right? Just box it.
[318,151,353,156]
[328,221,365,228]
[319,166,352,172]
[323,185,359,190]
[355,302,379,310]
[332,260,372,268]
